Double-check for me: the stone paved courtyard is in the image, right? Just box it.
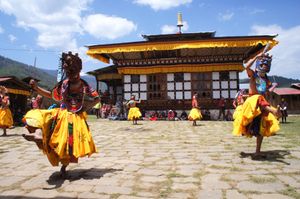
[0,118,300,199]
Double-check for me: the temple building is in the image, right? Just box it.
[86,31,277,112]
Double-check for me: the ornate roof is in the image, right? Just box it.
[86,32,278,65]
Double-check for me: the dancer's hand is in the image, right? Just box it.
[29,79,38,90]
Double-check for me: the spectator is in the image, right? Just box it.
[93,101,102,119]
[168,110,175,121]
[31,94,43,109]
[204,109,211,120]
[279,98,288,123]
[225,110,233,121]
[180,111,188,120]
[218,96,226,120]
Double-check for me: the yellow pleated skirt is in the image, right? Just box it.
[232,95,280,137]
[188,108,202,121]
[0,108,13,128]
[127,107,142,120]
[23,108,97,166]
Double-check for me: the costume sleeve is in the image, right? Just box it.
[84,83,99,98]
[52,84,63,102]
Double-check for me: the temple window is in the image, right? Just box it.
[192,72,212,99]
[167,73,192,100]
[123,74,147,100]
[212,71,238,99]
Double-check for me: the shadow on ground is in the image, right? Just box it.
[45,168,122,189]
[240,150,291,165]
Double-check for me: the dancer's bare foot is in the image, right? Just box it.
[1,129,7,136]
[60,165,67,178]
[22,129,42,143]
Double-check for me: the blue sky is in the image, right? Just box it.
[0,0,300,79]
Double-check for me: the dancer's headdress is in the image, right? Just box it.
[57,51,82,82]
[256,54,272,73]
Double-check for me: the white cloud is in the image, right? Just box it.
[218,11,234,21]
[0,0,138,55]
[133,0,192,11]
[161,21,189,34]
[0,24,3,33]
[0,0,90,50]
[248,24,300,79]
[8,34,16,42]
[83,14,137,40]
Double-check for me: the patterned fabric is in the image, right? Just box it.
[232,95,279,137]
[52,78,99,113]
[253,72,272,95]
[23,109,97,166]
[23,78,99,167]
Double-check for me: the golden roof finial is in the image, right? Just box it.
[177,12,183,34]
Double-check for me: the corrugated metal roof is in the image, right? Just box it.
[291,83,300,89]
[273,87,300,95]
[0,77,12,82]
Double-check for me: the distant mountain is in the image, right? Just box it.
[41,69,97,89]
[0,55,97,89]
[240,75,300,87]
[0,55,56,89]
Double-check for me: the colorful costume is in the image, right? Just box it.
[233,72,279,137]
[0,95,13,128]
[127,100,142,120]
[188,95,202,121]
[23,79,99,166]
[188,108,202,121]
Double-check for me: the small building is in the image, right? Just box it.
[86,32,278,114]
[0,76,31,124]
[270,86,300,114]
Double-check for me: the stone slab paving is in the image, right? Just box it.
[0,120,299,199]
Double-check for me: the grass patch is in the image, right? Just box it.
[280,185,300,199]
[158,178,173,198]
[224,144,234,150]
[193,169,207,179]
[167,172,185,178]
[209,165,230,170]
[230,166,244,172]
[110,193,120,199]
[249,175,276,184]
[220,175,232,182]
[277,116,300,147]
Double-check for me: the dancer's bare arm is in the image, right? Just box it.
[29,79,52,99]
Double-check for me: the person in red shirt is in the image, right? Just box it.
[31,94,43,109]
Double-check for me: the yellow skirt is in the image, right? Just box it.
[188,108,202,121]
[233,105,243,120]
[0,108,13,128]
[232,95,279,137]
[127,107,142,120]
[23,109,97,166]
